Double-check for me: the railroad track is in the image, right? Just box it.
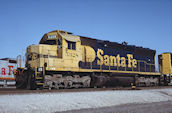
[0,86,172,95]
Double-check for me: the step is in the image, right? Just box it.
[36,82,44,85]
[36,77,43,80]
[36,71,42,75]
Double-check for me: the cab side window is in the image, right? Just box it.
[40,40,56,45]
[67,41,76,50]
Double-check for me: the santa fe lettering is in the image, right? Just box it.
[97,49,137,68]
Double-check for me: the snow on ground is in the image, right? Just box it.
[0,88,172,113]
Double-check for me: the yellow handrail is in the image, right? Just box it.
[87,58,156,72]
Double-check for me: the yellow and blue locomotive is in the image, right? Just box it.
[16,30,170,89]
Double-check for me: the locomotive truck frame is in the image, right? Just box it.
[16,30,172,89]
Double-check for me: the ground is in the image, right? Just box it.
[58,101,172,113]
[0,87,172,113]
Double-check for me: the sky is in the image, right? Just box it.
[0,0,172,61]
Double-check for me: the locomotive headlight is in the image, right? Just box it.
[38,67,43,72]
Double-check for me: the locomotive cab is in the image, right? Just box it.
[26,30,82,71]
[16,30,92,89]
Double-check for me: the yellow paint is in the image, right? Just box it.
[121,57,126,67]
[97,49,137,68]
[83,46,96,62]
[158,53,172,75]
[46,67,160,76]
[127,54,137,68]
[110,56,117,66]
[116,54,121,67]
[97,49,104,65]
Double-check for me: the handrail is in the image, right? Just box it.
[16,55,25,68]
[85,58,156,72]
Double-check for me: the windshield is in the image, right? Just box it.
[40,40,56,45]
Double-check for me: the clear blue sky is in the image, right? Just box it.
[0,0,172,60]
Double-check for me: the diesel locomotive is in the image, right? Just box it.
[15,30,172,89]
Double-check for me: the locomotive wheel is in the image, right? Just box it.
[68,80,73,88]
[27,75,37,90]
